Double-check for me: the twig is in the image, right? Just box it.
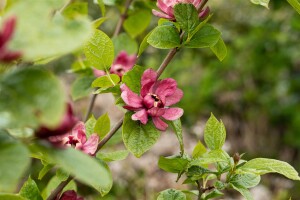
[46,177,72,200]
[59,0,74,13]
[196,180,202,200]
[113,0,133,37]
[84,94,98,122]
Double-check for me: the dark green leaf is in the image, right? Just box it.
[0,132,30,192]
[186,166,211,181]
[84,30,114,70]
[71,76,94,101]
[122,65,145,93]
[147,25,181,49]
[19,176,42,200]
[0,68,65,129]
[122,112,160,157]
[97,150,129,162]
[174,3,199,34]
[94,113,111,138]
[158,155,189,173]
[204,113,226,150]
[157,189,186,200]
[123,10,152,38]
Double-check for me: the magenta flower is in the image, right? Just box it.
[57,190,83,200]
[49,121,99,156]
[121,69,183,131]
[0,16,22,62]
[152,0,210,21]
[36,104,78,138]
[93,51,137,78]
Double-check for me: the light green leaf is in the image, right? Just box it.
[123,10,152,38]
[122,112,160,157]
[84,29,114,70]
[122,65,145,93]
[97,150,129,162]
[168,119,184,154]
[192,141,207,159]
[210,37,227,61]
[97,0,106,16]
[112,33,138,55]
[190,149,230,166]
[185,24,220,48]
[237,158,300,180]
[0,132,30,192]
[94,113,111,138]
[204,113,226,150]
[147,25,181,49]
[92,74,120,88]
[230,184,253,200]
[229,173,260,189]
[287,0,300,14]
[71,76,94,101]
[63,2,88,18]
[7,0,92,61]
[29,144,113,196]
[203,189,223,200]
[85,115,97,137]
[0,68,65,129]
[250,0,270,8]
[38,163,54,180]
[158,155,190,173]
[19,177,42,200]
[138,30,153,56]
[174,3,199,34]
[0,194,26,200]
[157,189,186,200]
[92,17,107,29]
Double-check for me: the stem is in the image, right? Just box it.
[198,0,208,11]
[46,177,72,200]
[84,94,98,122]
[59,0,74,13]
[196,181,202,200]
[156,48,177,78]
[113,0,133,37]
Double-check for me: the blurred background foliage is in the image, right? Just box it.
[42,0,300,199]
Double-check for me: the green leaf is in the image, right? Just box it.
[112,33,138,56]
[204,113,226,150]
[174,3,199,34]
[287,0,300,14]
[186,166,212,181]
[7,0,92,61]
[19,177,42,200]
[97,0,106,16]
[92,74,120,88]
[237,158,300,180]
[122,65,145,93]
[0,194,26,200]
[29,144,113,196]
[38,163,54,180]
[203,189,223,200]
[184,24,221,48]
[230,184,253,200]
[192,141,207,159]
[138,30,153,56]
[158,155,190,173]
[190,149,230,166]
[71,76,94,101]
[0,68,65,129]
[157,189,186,200]
[123,10,152,38]
[94,113,111,138]
[0,132,30,193]
[84,29,114,70]
[122,112,160,157]
[92,17,107,29]
[229,173,260,189]
[85,115,97,137]
[210,37,227,61]
[147,25,181,49]
[168,119,184,154]
[63,2,88,19]
[94,84,121,95]
[250,0,270,8]
[97,150,129,162]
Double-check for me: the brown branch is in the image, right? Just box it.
[113,0,133,37]
[84,93,98,122]
[46,177,72,200]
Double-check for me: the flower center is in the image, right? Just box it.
[150,94,162,107]
[65,135,80,147]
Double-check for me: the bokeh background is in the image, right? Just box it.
[39,0,300,199]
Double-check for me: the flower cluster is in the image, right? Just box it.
[121,69,183,131]
[49,121,99,156]
[0,16,22,62]
[93,50,137,78]
[152,0,210,21]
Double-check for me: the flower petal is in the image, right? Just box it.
[132,109,148,124]
[155,78,177,98]
[157,0,170,13]
[162,107,183,120]
[81,134,99,155]
[147,107,165,117]
[141,82,154,97]
[199,7,210,20]
[120,84,143,108]
[141,69,157,88]
[165,88,183,106]
[73,122,87,144]
[93,68,106,77]
[152,9,174,19]
[152,117,168,131]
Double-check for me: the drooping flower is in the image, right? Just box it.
[36,104,78,138]
[0,16,22,62]
[49,121,99,156]
[56,190,84,200]
[121,69,183,131]
[152,0,210,21]
[93,51,137,78]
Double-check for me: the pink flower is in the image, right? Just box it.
[36,104,78,138]
[152,0,210,21]
[49,121,99,156]
[0,16,22,62]
[57,190,84,200]
[93,51,137,78]
[121,69,183,131]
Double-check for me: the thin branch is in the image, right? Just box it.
[113,0,133,37]
[59,0,74,13]
[196,181,202,200]
[156,48,178,78]
[84,93,98,122]
[47,177,72,200]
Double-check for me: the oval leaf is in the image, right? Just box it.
[204,113,226,150]
[147,25,181,49]
[157,189,186,200]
